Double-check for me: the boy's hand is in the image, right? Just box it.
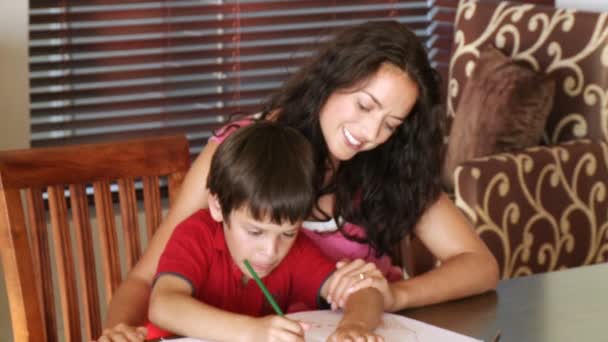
[328,321,385,342]
[95,323,147,342]
[327,259,396,311]
[245,315,309,342]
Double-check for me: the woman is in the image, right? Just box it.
[98,20,498,341]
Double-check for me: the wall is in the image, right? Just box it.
[556,0,608,12]
[0,1,29,150]
[0,2,28,341]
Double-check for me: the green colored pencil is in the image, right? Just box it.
[243,259,284,316]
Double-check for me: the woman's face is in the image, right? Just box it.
[319,63,419,162]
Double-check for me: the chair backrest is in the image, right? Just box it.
[0,135,190,342]
[393,234,436,277]
[448,0,608,144]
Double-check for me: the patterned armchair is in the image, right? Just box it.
[449,0,608,278]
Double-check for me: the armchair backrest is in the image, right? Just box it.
[448,0,608,144]
[0,135,190,341]
[449,1,608,279]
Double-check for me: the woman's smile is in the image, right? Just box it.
[343,127,363,149]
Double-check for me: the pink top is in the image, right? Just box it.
[209,117,403,281]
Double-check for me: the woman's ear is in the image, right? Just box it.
[208,193,224,222]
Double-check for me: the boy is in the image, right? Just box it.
[147,122,384,341]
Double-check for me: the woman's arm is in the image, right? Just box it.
[319,193,498,314]
[101,140,220,333]
[390,192,499,310]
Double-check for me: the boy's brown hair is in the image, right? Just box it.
[207,121,315,224]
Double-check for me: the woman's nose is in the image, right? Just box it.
[360,114,382,142]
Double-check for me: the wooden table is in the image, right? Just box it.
[403,263,608,341]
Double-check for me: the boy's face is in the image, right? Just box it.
[222,206,300,279]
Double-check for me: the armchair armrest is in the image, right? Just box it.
[454,140,608,278]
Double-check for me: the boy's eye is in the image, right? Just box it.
[248,230,262,236]
[282,231,297,238]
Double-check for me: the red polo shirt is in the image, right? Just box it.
[147,209,335,339]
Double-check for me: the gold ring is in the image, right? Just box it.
[359,273,365,280]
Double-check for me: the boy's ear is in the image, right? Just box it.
[208,193,224,222]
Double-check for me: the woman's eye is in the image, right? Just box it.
[357,102,371,112]
[385,123,397,132]
[248,230,262,236]
[282,232,297,238]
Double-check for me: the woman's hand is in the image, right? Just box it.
[243,315,309,342]
[326,259,396,311]
[96,323,147,342]
[327,321,384,342]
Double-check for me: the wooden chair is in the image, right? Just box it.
[0,135,190,342]
[391,234,435,278]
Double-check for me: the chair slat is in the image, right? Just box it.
[48,185,82,342]
[24,189,56,342]
[117,178,141,269]
[0,188,46,341]
[143,176,162,238]
[93,180,122,299]
[69,184,102,340]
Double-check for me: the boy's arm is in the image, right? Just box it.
[149,274,306,341]
[320,277,384,339]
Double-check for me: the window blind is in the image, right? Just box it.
[29,0,435,155]
[427,0,458,97]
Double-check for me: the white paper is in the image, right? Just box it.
[287,310,482,342]
[162,310,481,342]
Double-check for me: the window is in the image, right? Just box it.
[29,0,441,154]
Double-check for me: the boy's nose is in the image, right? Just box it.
[261,238,279,258]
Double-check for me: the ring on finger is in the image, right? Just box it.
[359,273,366,280]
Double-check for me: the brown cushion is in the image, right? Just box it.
[442,45,555,191]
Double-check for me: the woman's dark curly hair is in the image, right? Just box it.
[260,20,445,256]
